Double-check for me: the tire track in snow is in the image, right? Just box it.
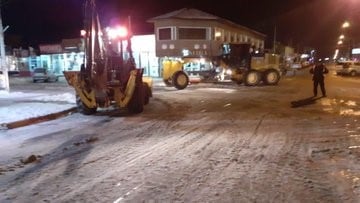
[57,115,232,201]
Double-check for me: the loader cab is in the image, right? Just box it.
[103,26,136,86]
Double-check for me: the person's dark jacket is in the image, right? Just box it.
[310,63,329,81]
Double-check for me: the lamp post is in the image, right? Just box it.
[341,21,352,60]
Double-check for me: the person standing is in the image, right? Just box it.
[309,60,329,97]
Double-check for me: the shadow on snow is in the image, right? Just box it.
[290,96,323,108]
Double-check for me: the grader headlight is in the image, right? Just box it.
[225,69,232,75]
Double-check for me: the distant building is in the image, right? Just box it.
[7,39,85,77]
[9,36,159,77]
[147,8,266,58]
[147,8,266,76]
[352,45,360,61]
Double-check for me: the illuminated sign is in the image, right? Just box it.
[39,44,63,54]
[182,49,208,56]
[352,48,360,55]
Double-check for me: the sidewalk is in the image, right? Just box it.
[0,91,76,130]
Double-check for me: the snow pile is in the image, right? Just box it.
[0,91,75,103]
[0,92,75,124]
[0,103,75,124]
[0,91,43,98]
[32,93,76,103]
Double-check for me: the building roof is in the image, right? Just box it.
[148,8,266,38]
[148,8,220,21]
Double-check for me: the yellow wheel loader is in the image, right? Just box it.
[63,0,152,115]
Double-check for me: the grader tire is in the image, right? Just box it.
[172,71,189,90]
[76,94,97,115]
[263,69,280,85]
[244,70,261,86]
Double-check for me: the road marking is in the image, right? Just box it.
[113,184,142,203]
[223,103,231,107]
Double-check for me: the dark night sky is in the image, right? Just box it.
[2,0,359,57]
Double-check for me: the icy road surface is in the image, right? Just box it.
[0,68,360,202]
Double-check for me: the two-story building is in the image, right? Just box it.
[148,8,266,58]
[147,8,266,75]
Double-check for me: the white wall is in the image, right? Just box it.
[132,34,160,77]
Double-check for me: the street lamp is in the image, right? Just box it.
[342,21,350,29]
[340,21,352,60]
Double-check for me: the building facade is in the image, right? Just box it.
[148,8,266,58]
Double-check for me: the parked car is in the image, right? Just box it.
[290,63,302,69]
[32,68,59,82]
[336,61,360,76]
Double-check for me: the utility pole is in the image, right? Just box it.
[0,3,9,92]
[273,25,277,54]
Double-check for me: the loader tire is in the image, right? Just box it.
[143,82,151,105]
[173,71,189,90]
[263,69,280,85]
[76,94,97,115]
[128,80,144,114]
[244,70,261,86]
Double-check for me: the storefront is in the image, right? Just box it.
[352,48,360,61]
[12,35,160,77]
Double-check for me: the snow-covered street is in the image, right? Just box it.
[0,68,360,202]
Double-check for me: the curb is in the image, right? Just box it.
[1,107,77,130]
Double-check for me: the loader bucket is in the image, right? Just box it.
[142,76,153,90]
[63,71,80,87]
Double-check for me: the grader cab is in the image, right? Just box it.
[63,0,152,115]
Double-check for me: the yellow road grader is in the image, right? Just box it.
[63,0,152,114]
[162,43,282,90]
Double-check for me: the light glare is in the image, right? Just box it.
[106,26,128,39]
[342,21,350,28]
[80,30,86,37]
